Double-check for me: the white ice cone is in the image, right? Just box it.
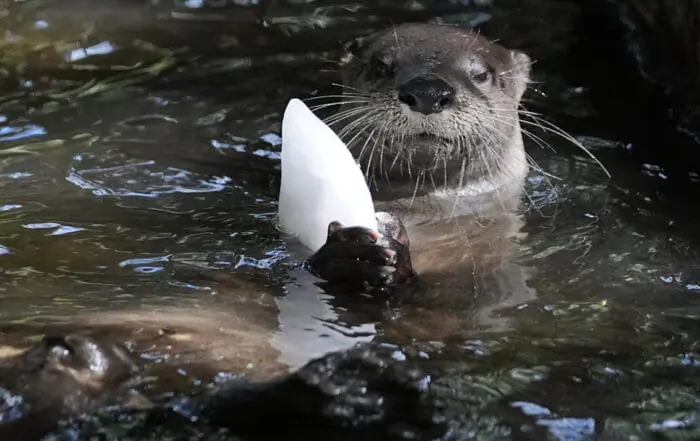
[278,98,377,252]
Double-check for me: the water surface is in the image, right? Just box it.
[2,0,700,439]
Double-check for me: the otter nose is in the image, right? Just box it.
[397,77,456,115]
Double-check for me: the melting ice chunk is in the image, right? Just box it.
[278,98,376,252]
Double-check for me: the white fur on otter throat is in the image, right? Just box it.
[278,98,377,252]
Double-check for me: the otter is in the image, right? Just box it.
[0,336,443,440]
[0,305,288,382]
[0,334,144,440]
[303,23,535,336]
[0,24,536,435]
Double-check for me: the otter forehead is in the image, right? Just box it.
[356,24,516,77]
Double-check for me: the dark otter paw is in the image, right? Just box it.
[306,212,414,290]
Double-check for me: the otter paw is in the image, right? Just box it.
[306,218,413,290]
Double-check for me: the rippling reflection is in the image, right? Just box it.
[67,154,233,197]
[0,0,700,439]
[0,121,46,143]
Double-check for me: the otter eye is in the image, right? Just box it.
[472,69,490,84]
[375,60,393,76]
[50,345,72,360]
[466,56,492,85]
[368,54,395,79]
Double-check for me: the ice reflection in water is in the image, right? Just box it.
[67,154,232,198]
[272,269,377,372]
[0,121,46,142]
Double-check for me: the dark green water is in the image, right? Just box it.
[1,0,700,439]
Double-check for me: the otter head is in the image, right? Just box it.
[338,23,531,192]
[12,335,139,415]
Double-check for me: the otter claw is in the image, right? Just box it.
[382,249,397,261]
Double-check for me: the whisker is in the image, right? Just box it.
[519,117,611,177]
[311,100,369,112]
[306,94,368,101]
[324,107,374,127]
[331,82,367,93]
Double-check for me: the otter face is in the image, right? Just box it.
[338,23,531,189]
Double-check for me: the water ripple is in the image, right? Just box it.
[0,115,46,142]
[0,121,47,143]
[22,222,85,236]
[67,153,232,197]
[118,255,171,273]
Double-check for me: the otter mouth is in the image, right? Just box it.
[413,132,452,144]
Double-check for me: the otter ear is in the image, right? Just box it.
[510,49,531,99]
[511,50,531,77]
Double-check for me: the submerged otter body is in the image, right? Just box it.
[308,23,536,334]
[0,336,441,440]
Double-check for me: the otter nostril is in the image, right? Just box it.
[397,77,456,115]
[438,96,453,109]
[398,91,418,107]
